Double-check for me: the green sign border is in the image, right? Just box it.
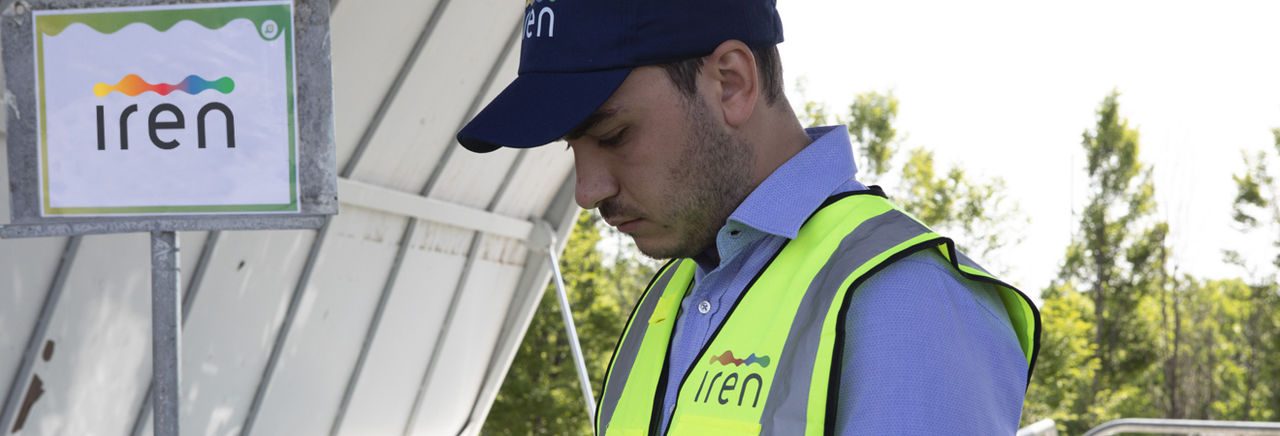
[34,1,299,216]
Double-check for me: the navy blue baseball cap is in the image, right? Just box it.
[457,0,784,153]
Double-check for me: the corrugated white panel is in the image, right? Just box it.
[250,207,406,436]
[0,235,66,404]
[481,156,573,263]
[415,222,476,260]
[427,146,521,208]
[330,0,445,170]
[9,231,208,436]
[407,259,523,436]
[414,40,527,265]
[455,181,579,436]
[494,144,576,220]
[135,228,317,436]
[10,233,150,436]
[350,0,521,192]
[478,234,532,267]
[0,151,67,411]
[335,222,468,436]
[425,46,522,208]
[0,61,65,410]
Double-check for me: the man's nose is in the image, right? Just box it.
[573,154,618,210]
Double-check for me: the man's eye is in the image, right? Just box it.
[599,128,628,147]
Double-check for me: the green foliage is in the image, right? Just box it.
[898,147,1023,260]
[482,212,657,436]
[1062,91,1165,394]
[1220,126,1280,421]
[1227,132,1280,273]
[804,91,1024,264]
[1203,278,1280,421]
[1023,91,1280,433]
[801,99,835,128]
[847,91,900,177]
[1023,91,1167,432]
[1022,283,1098,433]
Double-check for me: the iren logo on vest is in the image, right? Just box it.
[693,351,768,408]
[93,74,237,151]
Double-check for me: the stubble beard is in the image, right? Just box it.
[637,96,754,260]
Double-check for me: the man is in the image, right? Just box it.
[457,1,1040,434]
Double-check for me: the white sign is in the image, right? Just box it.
[33,1,298,216]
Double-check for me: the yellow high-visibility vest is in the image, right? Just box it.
[594,190,1040,435]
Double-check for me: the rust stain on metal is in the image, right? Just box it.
[10,375,42,433]
[11,340,53,433]
[40,340,52,361]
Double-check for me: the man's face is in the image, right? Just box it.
[568,66,754,259]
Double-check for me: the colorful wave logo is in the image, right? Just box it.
[93,74,235,97]
[709,350,771,368]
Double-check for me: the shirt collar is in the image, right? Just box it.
[727,125,859,240]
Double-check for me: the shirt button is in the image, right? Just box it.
[697,300,712,314]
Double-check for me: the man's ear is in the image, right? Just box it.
[701,40,759,129]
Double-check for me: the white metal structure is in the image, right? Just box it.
[0,1,578,435]
[1081,418,1280,436]
[1017,418,1059,436]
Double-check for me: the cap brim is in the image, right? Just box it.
[457,68,632,153]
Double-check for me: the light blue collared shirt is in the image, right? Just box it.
[655,126,1028,434]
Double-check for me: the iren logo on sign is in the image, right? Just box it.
[33,1,298,216]
[93,74,237,151]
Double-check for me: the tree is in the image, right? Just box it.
[897,147,1023,261]
[482,212,657,435]
[1056,91,1168,427]
[802,91,1024,264]
[1222,128,1280,421]
[1020,91,1280,433]
[1021,282,1099,432]
[1226,128,1280,273]
[846,91,900,178]
[1017,92,1171,433]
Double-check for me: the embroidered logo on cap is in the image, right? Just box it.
[525,0,556,39]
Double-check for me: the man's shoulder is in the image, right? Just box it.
[844,248,1016,336]
[834,249,1029,433]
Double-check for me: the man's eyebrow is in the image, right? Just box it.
[563,108,619,141]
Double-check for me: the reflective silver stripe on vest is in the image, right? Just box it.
[760,209,933,435]
[955,249,991,276]
[598,261,684,434]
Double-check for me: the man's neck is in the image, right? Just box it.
[689,112,813,272]
[744,111,815,189]
[692,247,720,271]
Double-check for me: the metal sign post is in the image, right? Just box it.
[0,1,337,434]
[150,230,181,436]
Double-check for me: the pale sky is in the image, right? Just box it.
[777,0,1280,293]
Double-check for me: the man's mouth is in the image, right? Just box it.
[605,217,643,232]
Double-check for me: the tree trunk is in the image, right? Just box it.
[1170,285,1182,418]
[1091,217,1112,399]
[1160,273,1181,418]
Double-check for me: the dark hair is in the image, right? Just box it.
[659,45,784,106]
